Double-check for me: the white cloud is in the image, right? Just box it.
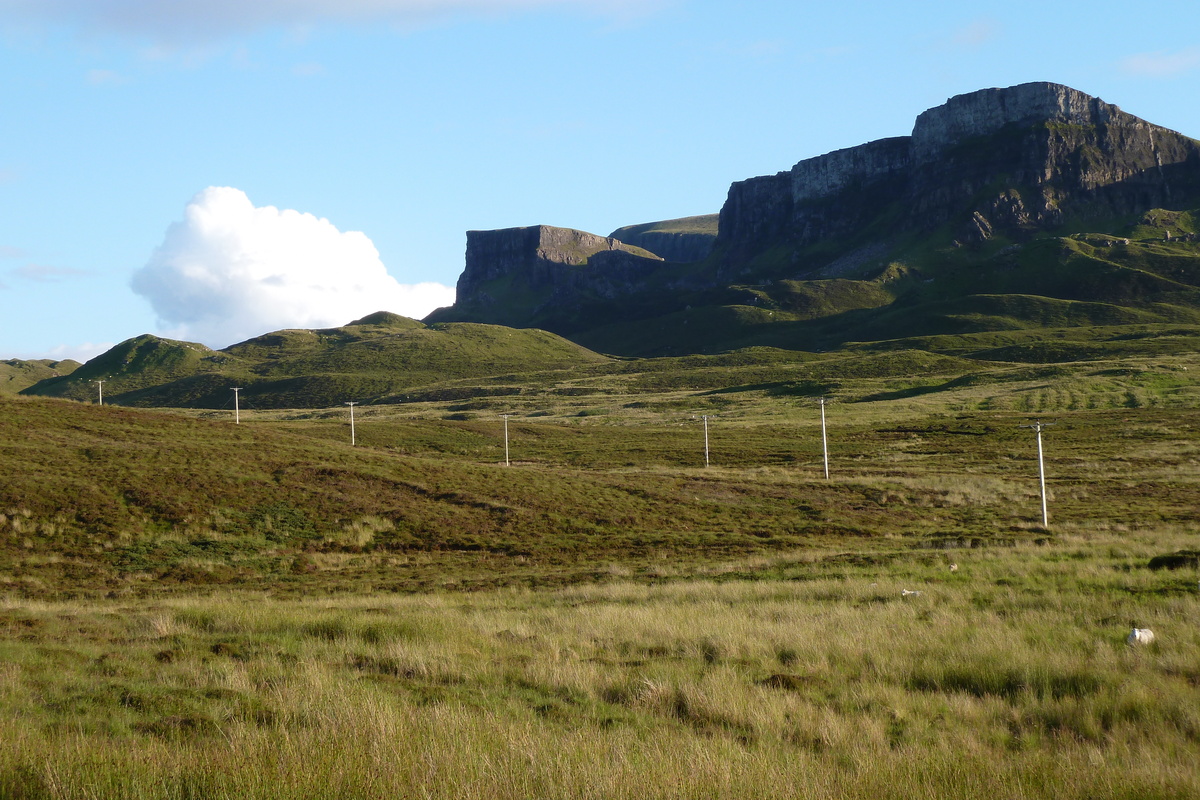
[1119,48,1200,77]
[0,0,664,43]
[131,186,455,348]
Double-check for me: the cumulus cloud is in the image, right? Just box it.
[0,0,664,43]
[131,187,455,348]
[1119,48,1200,77]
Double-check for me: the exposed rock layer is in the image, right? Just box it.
[433,83,1200,335]
[434,226,667,328]
[718,82,1200,265]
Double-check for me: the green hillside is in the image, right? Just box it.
[0,358,79,395]
[21,312,611,409]
[572,212,1200,357]
[3,336,1199,598]
[610,214,719,239]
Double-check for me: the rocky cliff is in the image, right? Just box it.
[429,225,668,329]
[718,82,1200,271]
[431,83,1200,345]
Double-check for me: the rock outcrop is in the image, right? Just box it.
[718,82,1200,267]
[432,83,1200,341]
[429,225,668,329]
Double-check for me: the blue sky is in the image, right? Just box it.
[3,0,1199,360]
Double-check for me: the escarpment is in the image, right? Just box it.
[718,82,1200,271]
[427,225,670,330]
[429,83,1200,346]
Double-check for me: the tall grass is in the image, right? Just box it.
[2,527,1198,798]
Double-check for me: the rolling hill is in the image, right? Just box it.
[21,311,610,409]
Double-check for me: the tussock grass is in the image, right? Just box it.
[2,528,1199,797]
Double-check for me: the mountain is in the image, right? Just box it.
[20,311,610,408]
[430,83,1200,356]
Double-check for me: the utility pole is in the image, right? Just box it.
[695,414,712,467]
[345,401,358,446]
[1019,420,1056,528]
[232,388,243,425]
[500,414,512,466]
[92,379,105,406]
[819,397,830,479]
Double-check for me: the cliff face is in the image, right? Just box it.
[718,82,1200,268]
[432,83,1200,340]
[609,215,719,263]
[432,225,666,329]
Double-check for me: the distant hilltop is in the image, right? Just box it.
[429,82,1200,349]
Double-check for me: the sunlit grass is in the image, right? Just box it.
[2,527,1199,798]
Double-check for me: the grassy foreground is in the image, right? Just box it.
[2,526,1199,799]
[3,346,1200,797]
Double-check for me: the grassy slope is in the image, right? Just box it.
[573,210,1200,357]
[609,214,720,238]
[3,342,1199,798]
[3,338,1199,598]
[0,358,79,395]
[21,315,610,409]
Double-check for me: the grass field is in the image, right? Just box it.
[2,345,1199,798]
[2,529,1198,798]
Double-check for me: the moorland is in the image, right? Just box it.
[3,335,1199,798]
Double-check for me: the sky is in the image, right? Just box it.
[3,0,1199,361]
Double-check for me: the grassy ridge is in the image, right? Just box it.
[21,315,609,409]
[0,357,79,395]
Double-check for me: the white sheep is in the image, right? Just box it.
[948,562,958,572]
[901,589,922,597]
[1127,628,1155,646]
